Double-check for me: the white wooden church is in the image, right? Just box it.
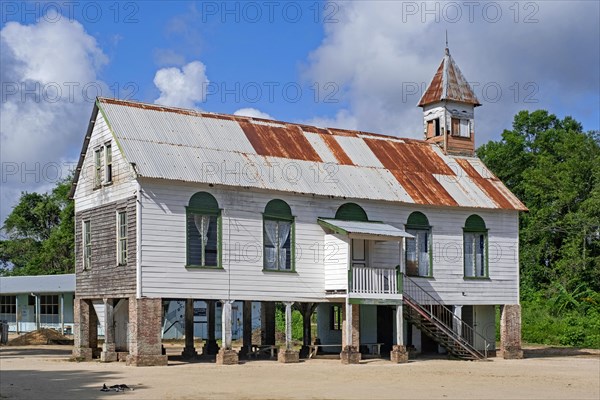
[70,47,526,365]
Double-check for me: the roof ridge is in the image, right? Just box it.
[97,97,430,144]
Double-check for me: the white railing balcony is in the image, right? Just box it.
[350,266,400,295]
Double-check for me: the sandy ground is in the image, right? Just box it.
[1,344,599,400]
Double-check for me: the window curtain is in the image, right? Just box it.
[464,233,474,277]
[278,222,291,269]
[476,234,485,276]
[405,230,418,276]
[264,220,278,269]
[194,215,211,265]
[418,231,429,276]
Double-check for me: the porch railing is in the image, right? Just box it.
[350,266,399,295]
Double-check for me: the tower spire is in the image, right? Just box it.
[445,30,449,55]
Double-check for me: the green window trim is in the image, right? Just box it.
[263,199,295,272]
[186,192,222,269]
[405,212,433,278]
[463,214,489,278]
[335,202,368,221]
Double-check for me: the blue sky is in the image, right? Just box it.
[1,1,599,226]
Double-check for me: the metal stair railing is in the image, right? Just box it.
[403,274,488,360]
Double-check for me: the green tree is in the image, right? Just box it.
[479,110,599,348]
[478,110,600,294]
[1,177,75,275]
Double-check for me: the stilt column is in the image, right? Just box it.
[278,302,299,363]
[126,297,168,366]
[203,300,219,355]
[101,298,118,362]
[182,298,198,358]
[216,300,238,365]
[261,301,276,345]
[240,301,253,358]
[500,304,524,359]
[72,298,94,360]
[391,303,408,363]
[340,299,361,364]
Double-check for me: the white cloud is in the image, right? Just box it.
[0,16,108,227]
[153,61,209,109]
[304,1,600,141]
[301,109,358,131]
[233,108,274,120]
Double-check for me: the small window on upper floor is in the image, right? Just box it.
[451,118,471,138]
[94,148,103,188]
[263,199,294,271]
[117,211,127,265]
[405,212,432,277]
[187,192,221,268]
[93,143,112,187]
[83,220,91,270]
[105,143,113,183]
[464,215,488,278]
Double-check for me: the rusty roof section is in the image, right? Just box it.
[418,48,481,107]
[319,133,354,165]
[455,158,524,210]
[89,97,527,211]
[238,120,322,162]
[364,138,458,206]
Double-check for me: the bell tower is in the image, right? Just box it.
[418,46,481,156]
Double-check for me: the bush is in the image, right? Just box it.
[521,292,600,348]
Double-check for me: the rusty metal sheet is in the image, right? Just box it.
[455,158,524,210]
[364,138,455,175]
[390,170,458,207]
[418,50,480,107]
[238,120,322,162]
[318,134,353,165]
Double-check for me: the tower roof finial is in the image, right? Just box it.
[445,30,449,55]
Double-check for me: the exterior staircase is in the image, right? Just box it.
[402,275,488,360]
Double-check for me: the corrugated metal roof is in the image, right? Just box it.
[0,274,75,294]
[418,48,481,107]
[318,219,414,240]
[94,97,526,211]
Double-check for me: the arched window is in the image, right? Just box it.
[464,215,488,278]
[405,212,432,277]
[335,203,368,221]
[186,192,221,268]
[263,199,294,271]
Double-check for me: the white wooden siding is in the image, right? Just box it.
[138,180,520,305]
[73,112,137,212]
[324,234,349,292]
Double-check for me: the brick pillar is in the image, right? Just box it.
[126,297,168,366]
[261,301,276,345]
[72,298,93,360]
[240,301,253,358]
[340,302,361,364]
[101,298,118,362]
[203,300,219,355]
[341,304,360,348]
[182,299,198,358]
[89,303,99,358]
[500,304,524,359]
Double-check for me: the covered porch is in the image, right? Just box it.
[318,217,413,363]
